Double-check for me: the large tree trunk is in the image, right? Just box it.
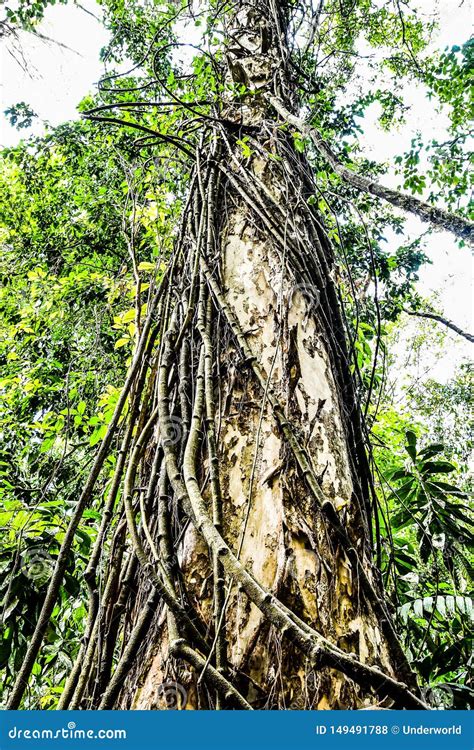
[54,1,424,712]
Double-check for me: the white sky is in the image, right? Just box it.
[0,0,108,143]
[0,0,472,383]
[354,0,473,382]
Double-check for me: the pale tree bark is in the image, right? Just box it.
[7,0,430,712]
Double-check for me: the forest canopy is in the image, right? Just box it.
[0,0,472,712]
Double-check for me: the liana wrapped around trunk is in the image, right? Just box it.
[12,0,463,712]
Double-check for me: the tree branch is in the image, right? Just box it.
[404,309,474,343]
[268,95,474,243]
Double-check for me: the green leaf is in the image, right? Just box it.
[236,138,253,158]
[435,596,447,617]
[77,401,87,415]
[63,572,80,597]
[89,424,107,447]
[293,133,306,153]
[121,309,136,323]
[413,598,424,618]
[114,337,130,350]
[137,261,155,272]
[399,601,412,623]
[421,460,456,475]
[3,596,19,620]
[405,430,417,447]
[389,468,412,481]
[445,595,455,614]
[418,443,444,459]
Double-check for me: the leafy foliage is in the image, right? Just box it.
[376,429,473,708]
[0,119,168,705]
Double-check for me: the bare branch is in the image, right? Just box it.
[268,95,474,243]
[404,309,474,343]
